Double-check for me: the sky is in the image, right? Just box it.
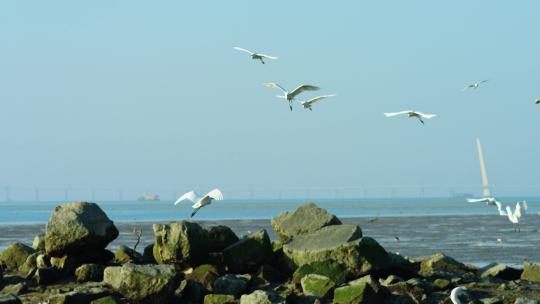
[0,1,539,196]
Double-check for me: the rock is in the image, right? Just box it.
[152,221,209,266]
[45,202,119,257]
[292,261,348,286]
[223,229,273,273]
[333,282,382,304]
[50,255,81,275]
[34,267,63,285]
[239,290,285,304]
[0,294,21,304]
[204,294,237,304]
[36,254,51,269]
[206,225,239,252]
[480,263,522,281]
[271,202,342,241]
[0,242,35,271]
[32,234,46,252]
[187,264,220,291]
[48,286,110,304]
[301,274,335,299]
[251,265,285,288]
[115,245,144,264]
[213,274,248,296]
[480,297,503,304]
[0,282,28,295]
[521,261,540,283]
[19,253,38,276]
[283,225,388,277]
[418,252,469,277]
[103,263,179,303]
[433,278,450,290]
[143,243,156,264]
[384,252,418,279]
[514,298,540,304]
[90,295,122,304]
[75,264,105,282]
[176,279,207,303]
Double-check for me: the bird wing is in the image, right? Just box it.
[522,201,528,211]
[480,80,489,84]
[263,82,287,94]
[494,201,507,216]
[301,94,336,106]
[174,191,198,205]
[288,85,320,99]
[233,47,254,55]
[467,198,488,203]
[515,202,522,219]
[258,53,278,60]
[205,188,224,201]
[416,112,436,119]
[384,111,412,118]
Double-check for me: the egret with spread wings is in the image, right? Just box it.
[263,83,320,111]
[298,94,336,111]
[233,47,278,64]
[174,189,224,218]
[383,110,436,124]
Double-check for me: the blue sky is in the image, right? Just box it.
[1,1,539,194]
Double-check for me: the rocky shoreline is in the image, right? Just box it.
[1,201,540,303]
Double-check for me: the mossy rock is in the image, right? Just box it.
[292,260,348,285]
[206,226,239,252]
[32,234,46,252]
[433,278,450,290]
[223,229,272,273]
[75,263,105,282]
[204,294,237,304]
[115,245,144,264]
[300,274,335,298]
[0,242,35,271]
[521,261,540,283]
[153,221,209,266]
[18,253,38,276]
[271,202,341,241]
[187,264,220,291]
[333,282,381,304]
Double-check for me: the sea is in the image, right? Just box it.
[1,197,539,266]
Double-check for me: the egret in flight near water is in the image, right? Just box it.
[450,287,468,304]
[263,83,320,111]
[467,197,506,216]
[298,94,336,111]
[174,189,224,218]
[462,80,488,91]
[233,47,278,64]
[383,111,436,125]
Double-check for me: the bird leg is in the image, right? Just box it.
[259,58,265,64]
[289,101,293,111]
[309,107,312,111]
[190,207,202,218]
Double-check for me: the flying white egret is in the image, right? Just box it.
[233,47,278,64]
[450,287,468,304]
[263,83,320,111]
[174,189,224,218]
[383,111,436,124]
[298,94,336,111]
[467,197,506,216]
[462,80,488,91]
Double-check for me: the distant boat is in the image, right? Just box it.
[137,195,160,201]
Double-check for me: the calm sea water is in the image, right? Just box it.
[0,197,538,225]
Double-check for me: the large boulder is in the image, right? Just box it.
[187,264,220,291]
[223,229,273,273]
[271,203,341,241]
[0,243,35,272]
[48,286,110,304]
[283,225,388,277]
[521,261,540,283]
[152,221,209,266]
[45,202,119,257]
[103,263,179,303]
[333,281,382,304]
[206,226,239,252]
[213,274,248,296]
[479,263,522,281]
[418,252,470,277]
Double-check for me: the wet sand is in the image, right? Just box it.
[1,214,539,265]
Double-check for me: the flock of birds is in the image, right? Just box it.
[467,197,528,232]
[170,46,537,303]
